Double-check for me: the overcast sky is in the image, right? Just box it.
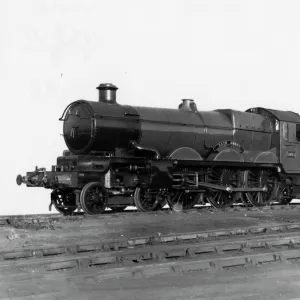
[1,0,300,214]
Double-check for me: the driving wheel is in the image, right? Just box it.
[167,191,200,211]
[134,188,164,212]
[205,168,238,208]
[80,182,108,215]
[245,170,278,207]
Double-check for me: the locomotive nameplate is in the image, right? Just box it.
[286,151,296,158]
[213,140,244,153]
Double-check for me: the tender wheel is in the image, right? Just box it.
[205,168,238,208]
[80,182,108,215]
[110,206,127,212]
[245,170,278,207]
[51,189,77,216]
[167,191,200,211]
[134,188,163,212]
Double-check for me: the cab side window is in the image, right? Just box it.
[284,122,299,142]
[296,124,300,141]
[283,122,288,141]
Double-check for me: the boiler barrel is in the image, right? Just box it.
[62,100,271,158]
[62,100,210,157]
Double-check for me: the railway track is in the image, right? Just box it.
[1,222,300,300]
[1,203,300,228]
[1,208,300,299]
[1,222,300,278]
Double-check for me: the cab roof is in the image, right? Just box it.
[246,107,300,123]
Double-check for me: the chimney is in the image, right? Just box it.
[96,83,118,104]
[178,99,198,112]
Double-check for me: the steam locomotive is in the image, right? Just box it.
[16,83,300,215]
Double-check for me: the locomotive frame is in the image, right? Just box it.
[16,83,300,215]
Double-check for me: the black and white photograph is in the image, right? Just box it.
[2,0,300,299]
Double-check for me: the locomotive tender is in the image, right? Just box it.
[16,83,300,214]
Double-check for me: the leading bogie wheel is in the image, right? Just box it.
[51,189,77,216]
[80,182,108,215]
